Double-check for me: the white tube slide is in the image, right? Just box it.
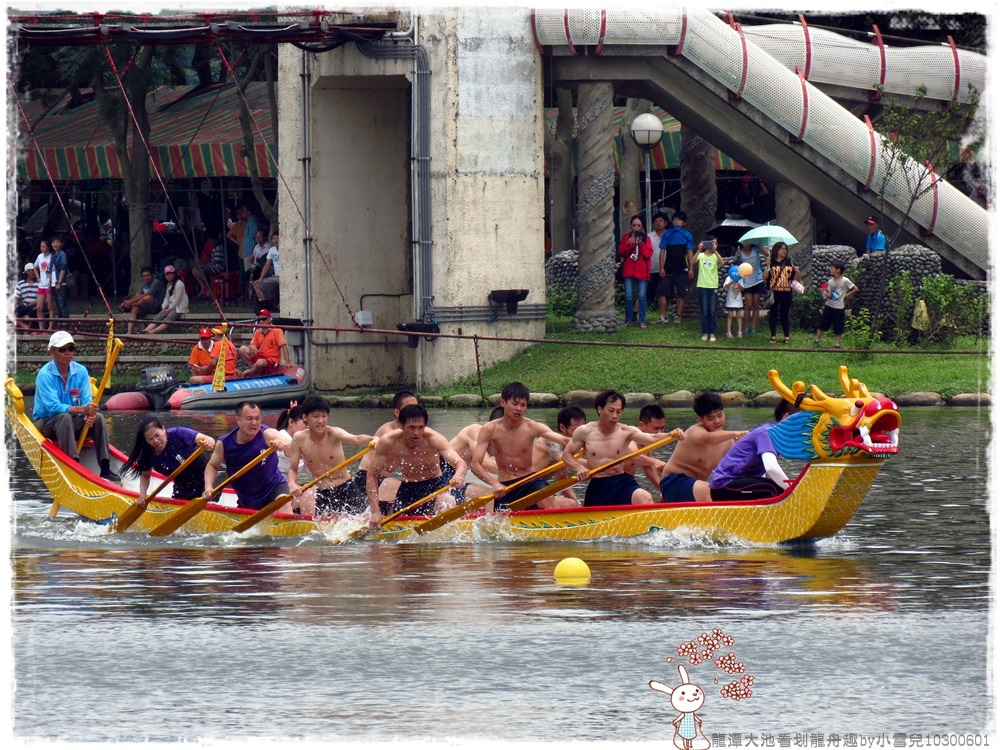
[532,7,988,271]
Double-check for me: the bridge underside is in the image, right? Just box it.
[550,52,983,279]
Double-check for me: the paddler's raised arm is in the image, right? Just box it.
[560,426,591,482]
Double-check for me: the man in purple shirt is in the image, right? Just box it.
[203,400,291,510]
[708,401,798,499]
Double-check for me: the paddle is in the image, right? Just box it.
[342,481,458,542]
[505,430,683,512]
[230,444,374,533]
[114,443,209,532]
[148,442,277,537]
[76,336,124,454]
[413,453,581,535]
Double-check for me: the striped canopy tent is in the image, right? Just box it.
[545,105,744,173]
[16,82,276,181]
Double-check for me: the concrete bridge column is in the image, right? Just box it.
[571,82,620,333]
[774,182,815,284]
[679,126,718,243]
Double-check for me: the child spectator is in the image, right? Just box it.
[723,273,744,339]
[692,237,720,342]
[813,262,858,349]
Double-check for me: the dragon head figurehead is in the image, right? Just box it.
[767,366,900,460]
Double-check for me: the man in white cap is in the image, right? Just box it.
[32,331,120,482]
[14,262,39,330]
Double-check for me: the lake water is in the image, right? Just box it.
[7,404,994,743]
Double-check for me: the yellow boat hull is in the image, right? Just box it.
[6,377,882,544]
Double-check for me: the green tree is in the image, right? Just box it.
[219,41,280,229]
[17,43,160,290]
[873,84,982,247]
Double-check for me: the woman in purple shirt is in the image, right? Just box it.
[708,401,798,499]
[123,417,216,506]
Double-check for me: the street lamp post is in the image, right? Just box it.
[629,112,664,229]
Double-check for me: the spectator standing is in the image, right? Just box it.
[692,238,720,342]
[863,216,888,254]
[617,216,654,328]
[728,175,755,219]
[239,204,260,297]
[647,212,668,310]
[766,242,798,344]
[15,263,39,330]
[812,262,859,349]
[50,235,71,322]
[722,275,744,339]
[225,206,246,258]
[143,265,190,334]
[656,210,694,324]
[735,242,766,336]
[749,179,775,224]
[34,239,55,333]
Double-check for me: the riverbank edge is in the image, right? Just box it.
[311,390,989,409]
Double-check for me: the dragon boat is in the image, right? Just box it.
[5,367,900,544]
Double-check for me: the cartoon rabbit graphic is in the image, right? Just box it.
[649,665,710,750]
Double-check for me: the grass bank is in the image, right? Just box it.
[10,316,989,401]
[428,318,990,400]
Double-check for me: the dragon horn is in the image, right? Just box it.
[838,365,872,400]
[768,369,813,409]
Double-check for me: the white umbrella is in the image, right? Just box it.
[737,225,798,246]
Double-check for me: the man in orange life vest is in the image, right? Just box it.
[237,309,290,378]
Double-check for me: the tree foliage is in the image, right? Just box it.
[15,23,281,286]
[872,84,982,246]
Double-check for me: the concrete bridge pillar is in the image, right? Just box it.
[774,182,815,284]
[571,82,621,333]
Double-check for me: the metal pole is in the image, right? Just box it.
[644,148,652,229]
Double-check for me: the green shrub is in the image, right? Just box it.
[546,284,578,318]
[916,274,987,345]
[793,287,824,332]
[886,270,916,345]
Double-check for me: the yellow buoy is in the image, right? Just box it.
[554,557,591,582]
